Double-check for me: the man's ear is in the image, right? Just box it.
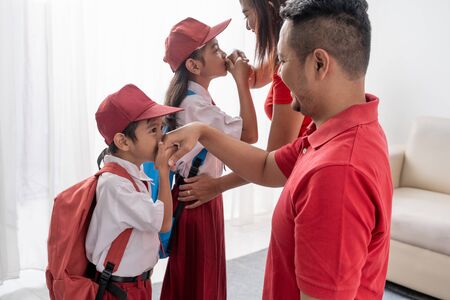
[113,133,130,151]
[185,58,202,75]
[312,48,330,80]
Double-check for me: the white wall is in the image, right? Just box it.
[367,0,450,145]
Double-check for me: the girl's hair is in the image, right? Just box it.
[249,0,287,69]
[164,48,205,131]
[96,121,139,169]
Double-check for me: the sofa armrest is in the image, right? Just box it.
[389,145,405,188]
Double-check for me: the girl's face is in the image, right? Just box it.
[198,39,228,79]
[240,0,257,32]
[128,117,165,165]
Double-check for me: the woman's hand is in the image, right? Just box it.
[227,49,249,63]
[178,174,222,209]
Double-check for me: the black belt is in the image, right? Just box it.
[97,269,152,283]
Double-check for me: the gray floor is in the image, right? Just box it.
[152,249,438,300]
[0,250,437,299]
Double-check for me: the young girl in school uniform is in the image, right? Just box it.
[160,17,257,300]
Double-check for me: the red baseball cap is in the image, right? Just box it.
[164,17,231,72]
[96,84,183,145]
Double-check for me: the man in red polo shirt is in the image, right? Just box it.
[163,0,392,299]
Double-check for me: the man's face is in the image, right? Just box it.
[277,21,316,117]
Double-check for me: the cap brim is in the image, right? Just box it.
[202,19,231,45]
[135,104,183,122]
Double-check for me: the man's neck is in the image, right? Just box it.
[314,80,366,128]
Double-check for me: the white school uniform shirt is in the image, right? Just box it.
[175,81,243,178]
[85,155,164,277]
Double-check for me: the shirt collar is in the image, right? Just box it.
[188,81,213,104]
[103,155,151,182]
[307,94,379,149]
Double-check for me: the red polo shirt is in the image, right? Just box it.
[264,95,393,300]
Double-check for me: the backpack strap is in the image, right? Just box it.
[174,148,208,221]
[94,162,140,300]
[97,162,140,193]
[96,163,139,273]
[167,148,208,254]
[187,148,208,178]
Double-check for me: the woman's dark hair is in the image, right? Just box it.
[96,121,139,169]
[164,48,205,131]
[248,0,287,69]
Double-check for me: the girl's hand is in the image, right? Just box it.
[178,174,221,209]
[154,141,177,173]
[226,50,251,86]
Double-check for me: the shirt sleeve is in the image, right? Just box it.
[272,73,293,105]
[96,175,165,233]
[274,137,303,177]
[293,165,376,299]
[175,95,243,177]
[182,99,243,139]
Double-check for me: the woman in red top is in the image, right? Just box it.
[176,0,311,208]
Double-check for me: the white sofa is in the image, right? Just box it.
[387,117,450,299]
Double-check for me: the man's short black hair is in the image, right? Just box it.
[280,0,371,79]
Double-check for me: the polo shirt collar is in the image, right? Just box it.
[188,81,213,104]
[103,155,151,182]
[307,94,379,150]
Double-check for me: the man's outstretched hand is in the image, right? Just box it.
[162,122,205,168]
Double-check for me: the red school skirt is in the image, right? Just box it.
[160,183,226,300]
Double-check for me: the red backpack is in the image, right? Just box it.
[46,162,139,300]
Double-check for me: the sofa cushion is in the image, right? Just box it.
[391,187,450,256]
[401,117,450,195]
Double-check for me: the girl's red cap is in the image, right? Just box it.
[163,17,231,72]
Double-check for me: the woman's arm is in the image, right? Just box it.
[266,103,304,151]
[249,62,273,89]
